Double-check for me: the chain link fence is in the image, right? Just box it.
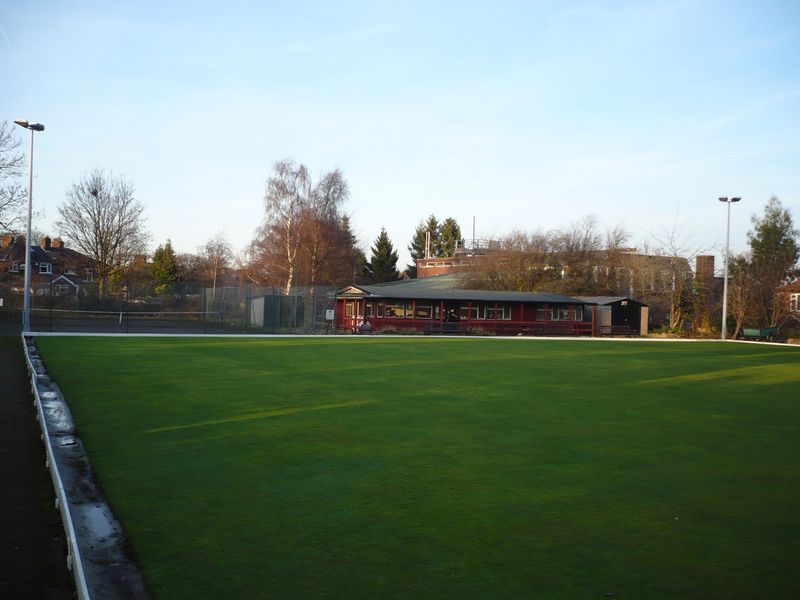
[0,284,338,335]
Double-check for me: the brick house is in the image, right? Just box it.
[0,234,96,299]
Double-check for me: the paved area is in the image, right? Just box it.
[0,335,75,599]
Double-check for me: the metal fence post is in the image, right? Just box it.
[202,287,207,334]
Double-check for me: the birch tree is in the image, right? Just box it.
[249,160,360,293]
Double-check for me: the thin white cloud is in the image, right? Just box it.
[704,88,800,132]
[282,23,392,55]
[550,3,604,23]
[0,20,31,98]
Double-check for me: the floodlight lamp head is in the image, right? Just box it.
[719,197,728,202]
[731,197,741,203]
[13,119,45,132]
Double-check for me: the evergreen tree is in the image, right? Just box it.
[405,215,462,277]
[369,228,400,283]
[152,239,178,294]
[439,217,463,257]
[406,215,439,277]
[341,215,370,284]
[747,196,799,325]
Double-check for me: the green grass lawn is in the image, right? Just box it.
[36,337,800,599]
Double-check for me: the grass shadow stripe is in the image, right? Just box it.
[144,399,379,434]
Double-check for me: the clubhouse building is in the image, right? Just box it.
[334,276,648,336]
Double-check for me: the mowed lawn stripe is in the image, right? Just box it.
[36,337,800,599]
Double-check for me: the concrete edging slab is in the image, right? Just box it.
[22,335,149,600]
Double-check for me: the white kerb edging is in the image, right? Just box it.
[22,334,91,600]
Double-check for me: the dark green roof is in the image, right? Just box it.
[341,276,588,304]
[575,296,646,306]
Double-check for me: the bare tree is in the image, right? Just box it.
[550,216,604,294]
[0,121,25,232]
[463,229,555,291]
[464,218,630,296]
[727,254,756,338]
[56,169,149,298]
[649,217,707,331]
[198,233,234,301]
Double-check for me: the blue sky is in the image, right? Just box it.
[2,0,799,269]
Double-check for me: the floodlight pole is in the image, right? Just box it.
[14,120,45,333]
[719,196,740,340]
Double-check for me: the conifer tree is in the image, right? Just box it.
[406,215,462,277]
[369,228,400,283]
[152,239,178,293]
[341,215,369,284]
[439,217,463,257]
[747,196,799,326]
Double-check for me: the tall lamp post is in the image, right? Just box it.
[719,196,740,340]
[13,119,45,333]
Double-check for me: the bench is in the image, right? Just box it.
[423,322,471,335]
[739,327,778,341]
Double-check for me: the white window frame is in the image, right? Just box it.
[384,302,404,318]
[40,263,52,274]
[414,303,433,319]
[503,303,512,320]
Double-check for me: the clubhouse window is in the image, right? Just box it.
[547,306,575,321]
[365,302,374,318]
[459,303,488,320]
[498,303,512,320]
[486,303,511,320]
[384,302,405,318]
[414,303,433,319]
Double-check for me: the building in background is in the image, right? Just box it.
[0,234,96,303]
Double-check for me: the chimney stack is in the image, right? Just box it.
[695,255,715,280]
[40,236,52,250]
[1,233,12,248]
[51,237,64,249]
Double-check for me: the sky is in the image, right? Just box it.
[2,0,799,271]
